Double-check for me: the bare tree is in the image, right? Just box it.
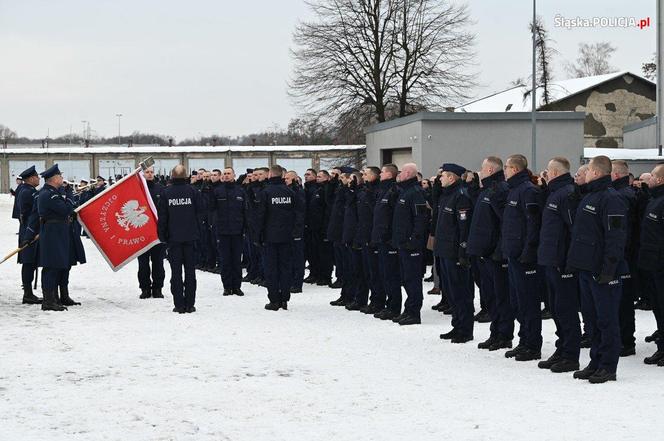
[0,124,17,140]
[642,53,656,81]
[522,16,556,107]
[290,0,476,125]
[392,0,475,117]
[565,42,618,78]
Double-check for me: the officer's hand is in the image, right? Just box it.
[594,273,614,284]
[458,256,471,269]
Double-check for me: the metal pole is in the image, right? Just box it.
[658,0,662,155]
[531,0,537,169]
[116,113,123,145]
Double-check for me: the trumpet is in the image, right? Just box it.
[73,182,96,195]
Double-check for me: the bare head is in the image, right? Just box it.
[143,166,155,181]
[546,157,570,182]
[480,156,503,180]
[575,164,588,185]
[268,165,283,179]
[504,154,528,179]
[380,164,398,181]
[304,169,317,183]
[611,160,629,181]
[171,164,187,179]
[586,156,612,183]
[649,164,664,188]
[285,171,298,186]
[363,166,380,183]
[222,167,235,182]
[399,163,418,181]
[316,170,330,183]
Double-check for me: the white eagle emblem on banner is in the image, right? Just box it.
[115,200,150,231]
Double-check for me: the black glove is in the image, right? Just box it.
[594,273,614,284]
[458,255,471,269]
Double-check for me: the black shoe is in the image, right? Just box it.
[329,279,343,289]
[280,301,288,310]
[451,334,473,344]
[620,346,636,357]
[489,339,513,351]
[439,329,458,340]
[330,296,345,306]
[537,351,562,369]
[634,298,653,311]
[264,302,280,311]
[173,307,185,313]
[478,336,496,350]
[573,364,596,380]
[644,350,664,365]
[588,369,616,384]
[151,288,164,298]
[504,344,526,358]
[375,309,398,320]
[427,287,440,295]
[550,359,580,373]
[42,302,67,311]
[186,306,196,313]
[424,274,434,282]
[22,290,43,304]
[223,289,233,296]
[515,348,541,362]
[303,275,317,284]
[242,275,252,282]
[59,287,81,306]
[233,288,245,297]
[645,330,661,343]
[399,315,421,326]
[392,313,408,323]
[442,305,454,315]
[290,287,302,294]
[431,300,448,311]
[541,308,552,320]
[580,334,592,348]
[473,309,491,323]
[359,305,371,314]
[316,279,332,286]
[139,288,151,299]
[345,302,363,311]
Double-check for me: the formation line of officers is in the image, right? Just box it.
[12,154,664,384]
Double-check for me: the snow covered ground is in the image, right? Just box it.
[1,194,662,441]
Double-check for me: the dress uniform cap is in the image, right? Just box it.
[40,164,62,179]
[19,165,38,180]
[441,163,466,177]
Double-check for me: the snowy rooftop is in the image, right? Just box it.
[0,144,365,155]
[457,71,654,113]
[584,147,664,160]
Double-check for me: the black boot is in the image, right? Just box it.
[152,287,164,298]
[303,275,317,284]
[139,288,151,299]
[515,348,541,362]
[265,302,280,311]
[22,286,43,304]
[504,344,525,358]
[59,285,81,306]
[330,296,345,306]
[329,279,343,289]
[439,329,458,340]
[280,301,288,310]
[41,289,67,311]
[619,345,636,357]
[550,359,580,373]
[477,336,496,350]
[588,369,616,384]
[223,289,233,296]
[573,364,596,380]
[537,350,562,369]
[316,278,332,286]
[233,288,245,297]
[644,350,664,365]
[488,339,513,351]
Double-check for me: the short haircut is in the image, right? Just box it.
[306,168,317,174]
[171,164,187,179]
[590,156,612,175]
[506,154,528,171]
[223,167,235,173]
[382,163,398,178]
[612,160,629,176]
[549,156,570,173]
[653,164,664,178]
[257,167,270,173]
[212,168,221,174]
[485,156,503,169]
[366,166,381,177]
[197,168,206,172]
[269,165,283,177]
[319,170,330,177]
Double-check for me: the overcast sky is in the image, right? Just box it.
[0,0,657,140]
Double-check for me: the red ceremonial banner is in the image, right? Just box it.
[76,171,160,271]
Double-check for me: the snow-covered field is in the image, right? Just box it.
[1,194,662,441]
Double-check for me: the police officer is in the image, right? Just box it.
[536,157,582,373]
[16,165,42,304]
[137,166,166,299]
[371,164,402,320]
[638,164,664,366]
[391,163,429,326]
[12,176,25,223]
[328,169,350,305]
[306,170,333,286]
[303,168,320,284]
[285,171,306,294]
[257,165,299,311]
[467,156,514,351]
[567,155,627,383]
[356,166,383,315]
[610,160,638,357]
[435,163,474,343]
[158,164,202,313]
[213,167,246,296]
[502,154,542,361]
[245,167,269,286]
[207,169,222,273]
[35,164,86,311]
[341,171,369,310]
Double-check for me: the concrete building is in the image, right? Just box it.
[457,71,656,149]
[365,111,585,177]
[0,145,364,193]
[623,117,657,149]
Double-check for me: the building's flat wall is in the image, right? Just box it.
[366,113,584,178]
[624,120,657,149]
